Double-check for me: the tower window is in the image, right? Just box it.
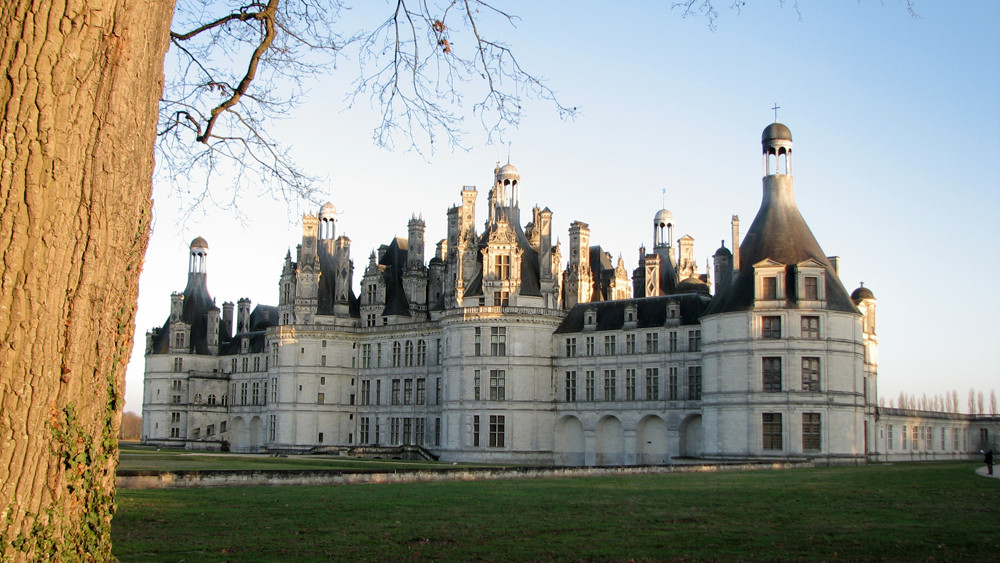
[762,277,777,300]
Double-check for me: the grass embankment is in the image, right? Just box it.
[113,461,999,561]
[117,446,460,472]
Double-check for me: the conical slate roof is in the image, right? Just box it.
[706,128,856,315]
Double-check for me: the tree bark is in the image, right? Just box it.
[0,0,174,559]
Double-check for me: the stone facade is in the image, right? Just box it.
[143,124,1000,464]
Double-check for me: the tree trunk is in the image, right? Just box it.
[0,0,174,559]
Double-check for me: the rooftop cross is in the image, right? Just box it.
[771,103,781,122]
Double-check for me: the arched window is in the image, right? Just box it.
[194,393,203,404]
[207,394,217,405]
[392,341,402,367]
[404,340,414,367]
[416,340,427,366]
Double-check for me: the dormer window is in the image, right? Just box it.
[753,260,786,304]
[795,259,826,304]
[241,339,250,354]
[804,277,818,300]
[762,277,777,300]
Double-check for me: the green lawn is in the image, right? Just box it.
[112,461,1000,562]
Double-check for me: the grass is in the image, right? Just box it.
[112,461,1000,561]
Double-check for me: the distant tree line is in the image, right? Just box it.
[878,388,998,415]
[119,412,142,441]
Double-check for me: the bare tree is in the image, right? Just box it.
[158,0,577,213]
[978,391,985,416]
[969,388,977,414]
[991,390,997,416]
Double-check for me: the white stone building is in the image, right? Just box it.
[143,123,999,464]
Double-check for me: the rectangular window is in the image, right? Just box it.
[361,380,371,405]
[252,381,260,405]
[585,336,595,356]
[603,370,616,401]
[912,426,918,450]
[604,335,616,356]
[565,371,577,402]
[473,415,480,447]
[474,327,482,356]
[495,254,511,279]
[625,369,636,401]
[953,428,960,450]
[763,316,782,339]
[668,367,678,400]
[403,379,413,405]
[376,343,383,367]
[489,370,506,401]
[493,291,509,306]
[926,427,933,450]
[317,392,324,405]
[173,357,183,372]
[585,371,595,401]
[375,380,381,405]
[565,338,577,357]
[271,378,277,403]
[688,330,701,351]
[415,418,425,446]
[391,379,400,405]
[254,356,261,371]
[646,368,660,400]
[206,424,215,437]
[474,370,481,401]
[392,342,401,367]
[626,334,636,355]
[687,366,702,400]
[491,327,507,356]
[362,344,371,368]
[171,412,181,423]
[762,413,783,450]
[268,414,276,441]
[242,357,249,373]
[888,425,894,450]
[436,339,442,365]
[646,332,659,354]
[804,276,818,300]
[669,331,678,352]
[801,316,820,339]
[941,427,946,451]
[390,418,400,444]
[240,382,247,405]
[489,415,505,448]
[902,425,908,449]
[802,413,821,451]
[271,344,278,367]
[416,378,426,405]
[403,418,412,445]
[170,427,180,438]
[763,357,782,392]
[436,377,442,405]
[435,418,441,446]
[404,341,413,367]
[801,358,821,391]
[375,419,380,444]
[763,277,777,300]
[360,418,370,444]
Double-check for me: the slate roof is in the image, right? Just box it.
[379,237,412,316]
[555,294,712,334]
[150,271,228,355]
[705,176,857,315]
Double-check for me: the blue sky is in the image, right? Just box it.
[127,1,1000,412]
